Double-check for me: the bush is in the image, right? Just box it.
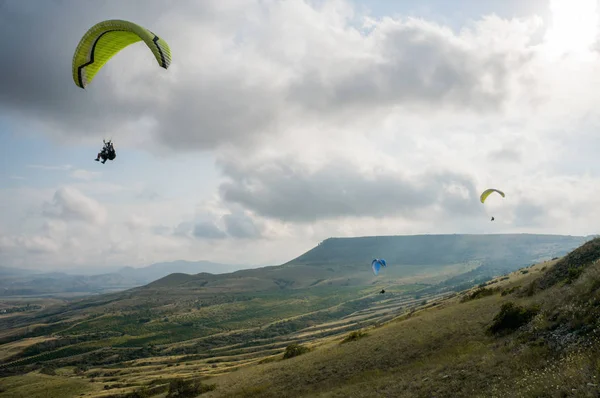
[488,302,539,335]
[341,330,369,344]
[166,378,216,397]
[282,343,310,359]
[460,287,498,303]
[39,365,57,376]
[567,267,584,284]
[521,270,529,275]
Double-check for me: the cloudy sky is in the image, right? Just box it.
[1,0,600,271]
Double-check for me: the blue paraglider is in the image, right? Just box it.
[371,258,387,276]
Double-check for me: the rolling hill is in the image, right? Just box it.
[144,233,589,292]
[289,233,589,267]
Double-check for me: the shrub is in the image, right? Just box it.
[521,270,529,275]
[282,343,310,359]
[566,267,584,284]
[460,287,498,303]
[39,365,57,376]
[166,378,216,397]
[488,302,539,335]
[341,330,369,344]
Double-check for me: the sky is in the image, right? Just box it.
[1,0,600,271]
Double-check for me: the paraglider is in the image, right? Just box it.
[371,259,387,294]
[72,19,171,89]
[371,258,387,276]
[480,189,505,204]
[480,189,505,221]
[72,19,172,163]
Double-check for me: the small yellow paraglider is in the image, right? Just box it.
[480,189,505,221]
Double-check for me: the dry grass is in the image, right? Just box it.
[197,261,600,398]
[0,373,93,398]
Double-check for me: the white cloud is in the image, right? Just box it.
[42,186,107,225]
[1,0,600,269]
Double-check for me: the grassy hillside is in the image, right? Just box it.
[0,234,595,397]
[200,238,600,397]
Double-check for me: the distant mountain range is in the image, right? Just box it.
[0,234,593,298]
[0,260,248,297]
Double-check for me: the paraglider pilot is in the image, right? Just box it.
[95,140,116,164]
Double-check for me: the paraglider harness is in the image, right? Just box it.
[96,139,116,164]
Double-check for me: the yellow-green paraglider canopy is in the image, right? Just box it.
[72,19,172,89]
[480,188,505,204]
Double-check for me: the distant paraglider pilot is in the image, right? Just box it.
[95,139,116,164]
[491,217,495,221]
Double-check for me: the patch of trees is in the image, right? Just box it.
[0,304,42,314]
